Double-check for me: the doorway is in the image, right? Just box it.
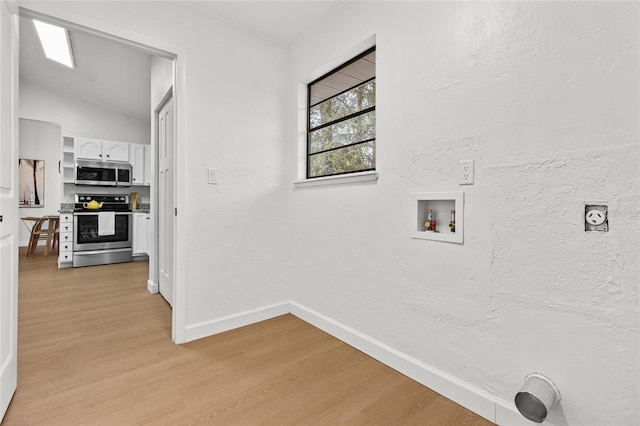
[17,8,183,340]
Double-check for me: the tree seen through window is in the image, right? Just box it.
[307,47,376,178]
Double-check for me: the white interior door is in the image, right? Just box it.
[158,96,174,307]
[0,0,19,421]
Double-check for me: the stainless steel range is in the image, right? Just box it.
[73,194,132,267]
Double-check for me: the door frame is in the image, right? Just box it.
[18,5,188,343]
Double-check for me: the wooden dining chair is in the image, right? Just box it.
[26,217,47,257]
[47,217,60,255]
[25,217,60,256]
[52,228,60,252]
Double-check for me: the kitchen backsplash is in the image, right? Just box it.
[60,202,74,213]
[135,203,150,213]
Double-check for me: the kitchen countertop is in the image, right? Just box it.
[58,203,150,214]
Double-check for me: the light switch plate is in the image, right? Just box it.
[208,168,218,185]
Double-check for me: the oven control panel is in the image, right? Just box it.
[74,193,131,212]
[75,194,129,204]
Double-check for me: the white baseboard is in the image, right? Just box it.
[184,302,290,343]
[496,399,532,425]
[290,302,524,425]
[147,280,158,294]
[181,300,525,425]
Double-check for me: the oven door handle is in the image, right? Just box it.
[73,212,132,216]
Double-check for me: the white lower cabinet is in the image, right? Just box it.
[58,213,74,268]
[133,212,151,256]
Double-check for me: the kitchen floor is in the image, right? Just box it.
[7,247,494,425]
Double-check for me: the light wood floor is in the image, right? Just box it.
[4,246,494,425]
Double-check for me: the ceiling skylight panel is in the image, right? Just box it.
[33,20,75,68]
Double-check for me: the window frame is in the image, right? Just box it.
[306,46,376,179]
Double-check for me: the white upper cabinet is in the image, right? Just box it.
[75,137,130,162]
[144,145,151,185]
[130,143,151,186]
[131,143,144,185]
[103,141,130,162]
[74,137,101,160]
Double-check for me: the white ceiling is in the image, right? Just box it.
[19,2,345,126]
[185,1,345,43]
[19,16,154,124]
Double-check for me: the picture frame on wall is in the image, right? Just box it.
[19,158,45,207]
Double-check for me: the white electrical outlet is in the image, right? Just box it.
[585,210,605,226]
[459,160,474,185]
[585,204,608,232]
[208,168,218,185]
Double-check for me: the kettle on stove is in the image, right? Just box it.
[82,200,104,210]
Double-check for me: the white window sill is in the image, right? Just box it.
[293,171,378,188]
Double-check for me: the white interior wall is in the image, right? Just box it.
[20,1,292,331]
[19,79,151,203]
[17,118,61,246]
[20,79,149,143]
[151,56,172,109]
[290,2,639,425]
[17,1,640,425]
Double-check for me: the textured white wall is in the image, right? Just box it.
[290,2,639,425]
[18,1,640,424]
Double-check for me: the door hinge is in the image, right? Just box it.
[175,208,177,216]
[0,215,3,222]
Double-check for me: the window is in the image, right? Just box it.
[307,47,376,179]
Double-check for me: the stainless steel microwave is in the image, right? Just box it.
[74,160,132,187]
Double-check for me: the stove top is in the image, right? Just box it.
[74,194,131,212]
